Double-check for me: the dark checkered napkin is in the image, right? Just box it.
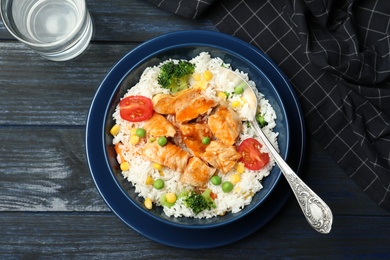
[147,0,217,19]
[147,0,390,212]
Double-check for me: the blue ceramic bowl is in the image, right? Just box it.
[86,31,296,241]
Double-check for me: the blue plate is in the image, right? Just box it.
[86,30,305,248]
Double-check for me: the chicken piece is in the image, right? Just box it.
[180,157,216,187]
[141,141,190,173]
[208,106,242,146]
[179,122,212,157]
[152,89,200,115]
[143,113,176,137]
[200,141,241,174]
[152,88,217,122]
[175,93,217,122]
[152,93,176,114]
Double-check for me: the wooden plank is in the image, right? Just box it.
[0,0,216,41]
[0,212,388,258]
[0,127,108,211]
[88,0,217,42]
[0,43,134,126]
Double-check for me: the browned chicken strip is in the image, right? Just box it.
[152,88,217,122]
[143,113,176,137]
[200,140,241,174]
[180,157,216,187]
[152,93,176,114]
[179,122,212,157]
[152,89,200,115]
[208,106,242,146]
[141,141,190,173]
[175,95,217,122]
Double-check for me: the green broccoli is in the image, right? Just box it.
[157,60,195,93]
[256,114,268,128]
[184,189,216,214]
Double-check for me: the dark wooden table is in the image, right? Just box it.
[1,0,389,258]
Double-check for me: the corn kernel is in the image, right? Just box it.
[145,175,154,185]
[120,162,130,171]
[192,73,201,81]
[130,135,140,145]
[110,124,120,136]
[203,70,213,81]
[159,170,164,176]
[202,81,209,90]
[144,198,153,210]
[230,174,241,184]
[231,100,241,108]
[236,162,245,174]
[153,163,163,171]
[217,91,227,100]
[166,193,177,204]
[240,97,247,104]
[130,128,138,136]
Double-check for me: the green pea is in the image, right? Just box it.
[222,181,234,193]
[158,136,168,146]
[135,128,146,137]
[210,175,221,185]
[234,81,246,95]
[153,179,164,190]
[202,136,211,145]
[234,85,244,95]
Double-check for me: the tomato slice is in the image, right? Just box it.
[237,138,270,170]
[119,95,153,122]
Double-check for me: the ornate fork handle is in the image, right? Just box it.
[252,119,333,234]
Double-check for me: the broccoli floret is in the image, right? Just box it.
[157,60,195,93]
[184,189,216,214]
[256,114,268,128]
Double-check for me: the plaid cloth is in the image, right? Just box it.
[147,0,390,212]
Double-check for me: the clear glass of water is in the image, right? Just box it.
[1,0,93,61]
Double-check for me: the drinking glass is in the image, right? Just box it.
[0,0,93,61]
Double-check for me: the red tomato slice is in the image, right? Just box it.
[237,138,270,170]
[119,95,153,122]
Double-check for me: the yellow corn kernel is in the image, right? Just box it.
[166,193,177,204]
[231,100,241,108]
[203,70,213,81]
[145,175,154,185]
[240,97,247,104]
[130,135,140,145]
[159,170,164,177]
[217,91,227,100]
[110,124,120,136]
[144,198,153,210]
[230,174,241,184]
[130,128,137,136]
[192,73,201,81]
[195,80,207,90]
[153,163,163,171]
[236,162,245,174]
[120,161,130,171]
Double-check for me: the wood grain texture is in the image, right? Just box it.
[0,0,389,257]
[0,127,108,211]
[0,212,388,258]
[0,43,132,126]
[0,0,216,41]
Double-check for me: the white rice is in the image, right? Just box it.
[112,52,279,218]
